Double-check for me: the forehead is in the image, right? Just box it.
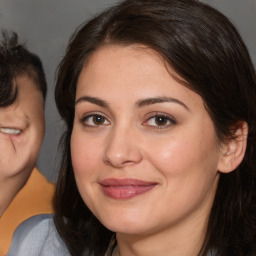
[86,44,166,70]
[9,74,43,108]
[76,45,206,114]
[15,74,39,93]
[77,44,174,93]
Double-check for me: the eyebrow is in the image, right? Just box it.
[75,96,109,108]
[136,97,190,111]
[75,96,189,111]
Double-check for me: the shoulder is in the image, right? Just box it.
[7,214,70,256]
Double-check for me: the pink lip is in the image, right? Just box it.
[99,178,157,200]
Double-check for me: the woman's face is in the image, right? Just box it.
[71,45,222,236]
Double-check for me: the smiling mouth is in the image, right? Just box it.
[0,127,21,135]
[100,178,157,199]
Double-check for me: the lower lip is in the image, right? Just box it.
[101,184,156,199]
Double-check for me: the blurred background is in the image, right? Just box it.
[0,0,255,182]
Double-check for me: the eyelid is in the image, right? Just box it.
[80,112,111,127]
[142,112,177,128]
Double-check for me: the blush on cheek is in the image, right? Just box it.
[73,155,100,176]
[150,142,195,174]
[0,132,24,144]
[71,132,104,174]
[11,133,25,144]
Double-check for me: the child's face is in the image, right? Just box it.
[71,45,224,238]
[0,74,45,183]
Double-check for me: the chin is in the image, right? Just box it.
[98,214,153,235]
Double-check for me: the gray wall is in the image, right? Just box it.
[0,0,255,182]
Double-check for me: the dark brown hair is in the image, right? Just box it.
[54,0,256,255]
[0,31,47,107]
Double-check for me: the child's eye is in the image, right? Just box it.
[81,114,110,127]
[143,115,176,128]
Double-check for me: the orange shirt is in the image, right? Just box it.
[0,168,55,256]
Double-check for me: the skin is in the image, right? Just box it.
[0,74,45,215]
[71,45,242,256]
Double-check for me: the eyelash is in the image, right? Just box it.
[80,113,176,129]
[143,113,176,129]
[80,113,110,127]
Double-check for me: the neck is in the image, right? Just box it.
[115,193,217,256]
[116,216,208,256]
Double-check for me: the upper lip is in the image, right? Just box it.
[100,178,157,187]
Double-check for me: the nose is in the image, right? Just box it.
[103,125,143,168]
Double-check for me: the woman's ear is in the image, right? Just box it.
[217,122,248,174]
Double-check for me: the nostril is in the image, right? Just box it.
[103,128,143,168]
[103,148,143,168]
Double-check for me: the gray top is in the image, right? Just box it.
[7,214,70,256]
[7,214,230,256]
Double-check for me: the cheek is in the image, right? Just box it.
[70,129,102,178]
[25,105,45,153]
[32,122,45,151]
[0,137,16,167]
[146,125,219,179]
[33,106,45,136]
[70,129,104,212]
[145,131,219,216]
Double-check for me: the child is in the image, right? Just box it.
[0,31,54,255]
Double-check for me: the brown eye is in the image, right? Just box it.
[155,116,168,126]
[143,114,176,128]
[81,114,110,127]
[93,115,105,125]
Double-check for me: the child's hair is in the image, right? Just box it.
[0,30,47,107]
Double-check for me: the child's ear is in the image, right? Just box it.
[217,122,248,174]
